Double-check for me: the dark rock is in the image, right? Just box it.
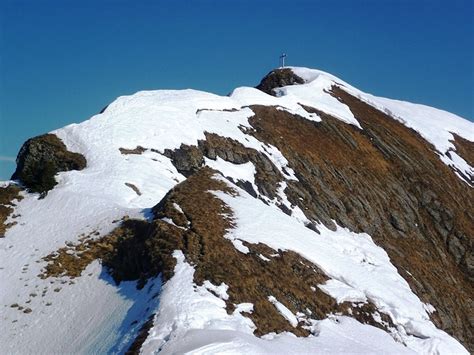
[235,180,257,198]
[12,134,86,194]
[278,203,292,216]
[165,145,204,177]
[256,69,305,96]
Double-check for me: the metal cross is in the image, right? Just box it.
[280,53,287,68]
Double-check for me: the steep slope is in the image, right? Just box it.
[0,67,472,354]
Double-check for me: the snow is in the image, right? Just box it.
[142,251,414,355]
[203,280,230,301]
[140,251,257,354]
[172,202,184,214]
[318,279,367,304]
[1,65,471,354]
[268,295,298,327]
[274,69,362,128]
[204,157,257,190]
[0,260,161,354]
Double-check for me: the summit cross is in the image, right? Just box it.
[280,53,287,68]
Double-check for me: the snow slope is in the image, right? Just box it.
[1,67,472,354]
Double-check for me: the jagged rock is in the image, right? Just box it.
[256,68,305,96]
[12,134,86,194]
[163,144,204,177]
[164,133,284,200]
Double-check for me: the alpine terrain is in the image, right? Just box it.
[1,67,473,354]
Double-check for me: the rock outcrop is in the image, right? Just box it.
[12,134,86,194]
[256,68,305,96]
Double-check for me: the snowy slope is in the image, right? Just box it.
[1,67,472,354]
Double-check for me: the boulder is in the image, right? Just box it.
[12,134,86,194]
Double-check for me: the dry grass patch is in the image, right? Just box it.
[0,184,23,237]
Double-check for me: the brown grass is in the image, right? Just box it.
[0,184,23,237]
[40,167,397,350]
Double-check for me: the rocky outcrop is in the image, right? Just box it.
[163,145,204,177]
[164,133,283,199]
[12,134,86,194]
[256,68,305,96]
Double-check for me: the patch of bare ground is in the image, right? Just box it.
[125,183,142,196]
[451,133,474,167]
[119,146,147,155]
[163,132,284,199]
[0,184,23,237]
[247,88,473,350]
[40,219,166,287]
[40,230,118,279]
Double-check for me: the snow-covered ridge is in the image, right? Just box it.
[286,66,474,183]
[1,66,472,354]
[90,66,473,184]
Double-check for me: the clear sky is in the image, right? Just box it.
[0,0,473,179]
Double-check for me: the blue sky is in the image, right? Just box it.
[0,0,473,179]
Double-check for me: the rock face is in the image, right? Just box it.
[164,133,283,198]
[255,68,305,95]
[12,134,86,194]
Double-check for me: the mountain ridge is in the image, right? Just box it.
[1,67,472,354]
